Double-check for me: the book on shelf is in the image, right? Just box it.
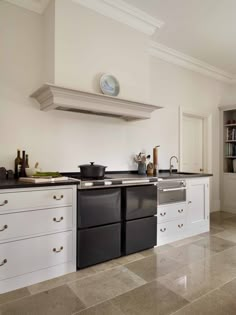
[225,142,236,156]
[226,127,236,141]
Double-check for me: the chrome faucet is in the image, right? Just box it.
[169,156,178,174]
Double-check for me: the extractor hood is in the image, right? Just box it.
[31,84,162,121]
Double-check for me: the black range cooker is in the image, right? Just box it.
[69,173,158,269]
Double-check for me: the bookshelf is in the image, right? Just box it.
[219,105,236,213]
[223,109,236,173]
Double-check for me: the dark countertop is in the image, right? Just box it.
[0,178,79,190]
[158,171,213,180]
[0,170,212,190]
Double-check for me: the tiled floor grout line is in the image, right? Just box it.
[0,293,32,308]
[170,278,236,315]
[73,276,182,315]
[0,255,151,307]
[26,255,147,295]
[65,257,148,287]
[72,297,127,315]
[71,279,150,314]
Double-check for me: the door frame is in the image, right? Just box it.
[179,107,212,173]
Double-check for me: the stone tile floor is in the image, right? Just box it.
[2,211,236,314]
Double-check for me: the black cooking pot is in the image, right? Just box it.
[79,162,107,179]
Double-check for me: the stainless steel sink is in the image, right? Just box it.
[159,172,200,179]
[176,172,197,175]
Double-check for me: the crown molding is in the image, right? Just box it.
[72,0,164,35]
[5,0,50,14]
[149,41,236,84]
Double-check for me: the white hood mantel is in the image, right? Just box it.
[31,84,162,121]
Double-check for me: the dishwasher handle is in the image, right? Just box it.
[159,187,186,192]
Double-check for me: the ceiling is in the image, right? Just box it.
[125,0,236,75]
[5,0,236,80]
[5,0,50,14]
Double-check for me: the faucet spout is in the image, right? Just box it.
[169,156,179,174]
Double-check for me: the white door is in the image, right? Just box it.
[182,114,204,172]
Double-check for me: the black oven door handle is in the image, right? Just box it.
[159,187,187,192]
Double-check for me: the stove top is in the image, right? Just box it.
[65,172,158,189]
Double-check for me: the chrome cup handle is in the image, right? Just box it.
[53,246,63,253]
[53,217,64,223]
[0,259,7,267]
[160,212,166,216]
[0,200,8,207]
[53,195,64,201]
[0,225,8,232]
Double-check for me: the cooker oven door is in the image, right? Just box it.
[123,185,157,255]
[77,223,121,268]
[124,185,157,220]
[77,188,121,228]
[77,188,121,269]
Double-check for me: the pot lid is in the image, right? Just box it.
[79,162,107,168]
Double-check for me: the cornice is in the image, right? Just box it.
[149,41,236,84]
[5,0,50,14]
[72,0,164,35]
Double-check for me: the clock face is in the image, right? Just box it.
[100,74,120,96]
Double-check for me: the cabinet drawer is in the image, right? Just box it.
[0,231,72,281]
[0,188,73,213]
[157,218,186,243]
[0,207,72,242]
[157,203,186,223]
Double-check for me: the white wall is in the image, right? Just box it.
[0,0,230,211]
[53,0,150,102]
[221,84,236,105]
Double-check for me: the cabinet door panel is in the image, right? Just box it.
[190,184,206,223]
[187,179,209,232]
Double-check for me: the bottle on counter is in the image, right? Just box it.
[14,149,22,179]
[20,150,26,177]
[26,154,29,168]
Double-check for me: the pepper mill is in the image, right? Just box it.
[153,146,160,176]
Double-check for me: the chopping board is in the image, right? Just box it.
[19,176,69,184]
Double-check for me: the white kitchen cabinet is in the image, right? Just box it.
[157,217,186,245]
[0,231,72,281]
[0,187,73,213]
[157,177,210,246]
[186,177,210,235]
[0,185,77,294]
[0,206,73,242]
[157,202,187,223]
